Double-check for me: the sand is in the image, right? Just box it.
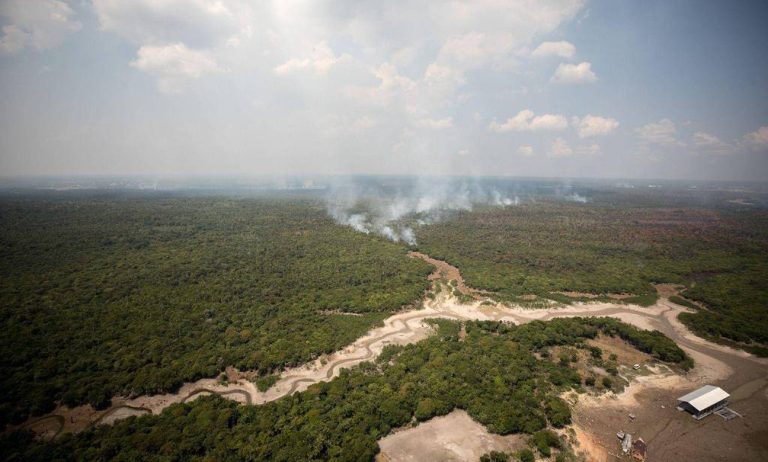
[376,410,526,462]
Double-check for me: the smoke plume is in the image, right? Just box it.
[324,177,521,245]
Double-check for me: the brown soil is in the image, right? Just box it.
[571,424,611,461]
[409,251,483,298]
[376,410,526,462]
[587,334,651,367]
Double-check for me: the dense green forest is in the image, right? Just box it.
[0,194,432,426]
[414,198,768,354]
[0,317,690,461]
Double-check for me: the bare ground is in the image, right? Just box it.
[376,410,527,462]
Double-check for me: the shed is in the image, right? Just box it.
[632,437,647,461]
[677,385,729,420]
[621,433,632,454]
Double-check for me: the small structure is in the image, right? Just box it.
[632,438,647,461]
[715,407,742,421]
[621,433,632,454]
[677,385,729,420]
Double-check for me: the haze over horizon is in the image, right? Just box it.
[1,1,768,181]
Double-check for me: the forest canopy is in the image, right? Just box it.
[414,197,768,355]
[0,317,690,461]
[0,194,432,426]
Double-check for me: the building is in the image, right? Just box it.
[677,385,729,420]
[621,433,632,454]
[632,438,647,461]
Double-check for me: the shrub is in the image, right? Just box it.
[517,448,535,462]
[480,451,510,462]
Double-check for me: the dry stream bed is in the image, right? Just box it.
[12,253,768,461]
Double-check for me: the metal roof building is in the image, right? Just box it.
[677,385,729,419]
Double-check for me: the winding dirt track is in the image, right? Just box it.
[14,253,768,454]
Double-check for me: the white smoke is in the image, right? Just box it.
[400,227,417,246]
[324,178,521,245]
[566,192,588,203]
[492,190,520,206]
[347,213,370,233]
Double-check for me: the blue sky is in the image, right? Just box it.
[1,0,767,180]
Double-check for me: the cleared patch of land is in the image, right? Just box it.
[377,410,527,462]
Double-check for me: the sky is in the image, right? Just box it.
[0,0,767,181]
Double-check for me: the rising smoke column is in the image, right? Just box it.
[324,177,521,245]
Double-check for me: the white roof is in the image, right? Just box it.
[677,385,729,411]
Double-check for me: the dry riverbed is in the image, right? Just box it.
[11,253,768,462]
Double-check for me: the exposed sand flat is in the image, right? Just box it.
[98,406,151,425]
[571,424,611,462]
[661,299,768,364]
[376,410,526,462]
[14,253,768,462]
[555,291,634,300]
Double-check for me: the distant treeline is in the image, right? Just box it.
[0,196,432,426]
[0,317,690,461]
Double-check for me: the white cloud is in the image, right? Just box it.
[274,41,349,75]
[0,25,27,55]
[130,43,221,93]
[422,63,466,97]
[548,137,573,157]
[343,62,416,106]
[551,61,596,84]
[92,0,249,47]
[438,32,516,69]
[376,63,417,92]
[692,131,732,155]
[315,0,585,64]
[489,109,568,132]
[517,144,534,156]
[0,0,81,55]
[352,116,376,130]
[635,119,680,146]
[572,115,619,138]
[744,126,768,150]
[93,0,252,92]
[90,0,584,102]
[306,0,585,151]
[414,117,453,129]
[548,139,599,158]
[531,40,575,59]
[574,142,601,156]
